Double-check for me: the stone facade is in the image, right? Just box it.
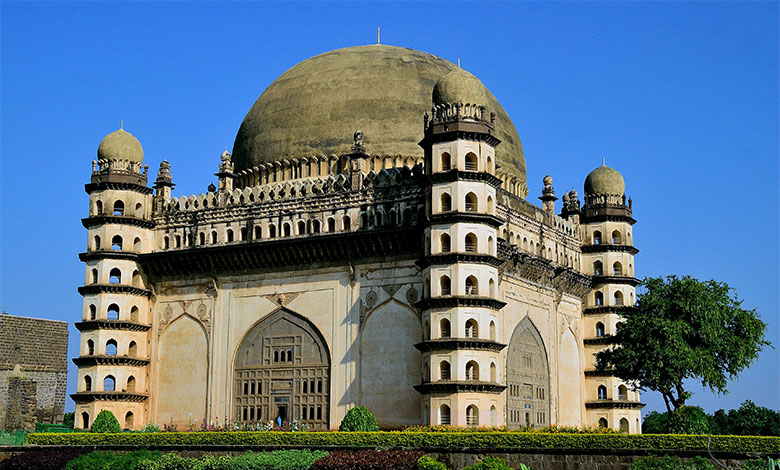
[0,314,69,430]
[73,45,644,431]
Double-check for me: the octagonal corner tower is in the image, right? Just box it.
[232,44,526,187]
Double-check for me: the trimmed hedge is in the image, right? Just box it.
[310,450,422,470]
[25,431,780,454]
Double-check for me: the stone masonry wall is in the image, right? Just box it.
[0,314,68,429]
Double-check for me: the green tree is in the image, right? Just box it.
[596,275,770,413]
[91,410,121,433]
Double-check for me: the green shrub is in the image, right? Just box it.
[310,450,421,470]
[631,455,714,470]
[63,412,75,429]
[224,450,328,470]
[644,407,712,435]
[136,452,206,470]
[464,456,512,470]
[417,456,448,470]
[741,458,770,470]
[65,450,162,470]
[338,406,379,432]
[91,410,121,433]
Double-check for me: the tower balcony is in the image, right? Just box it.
[414,381,506,395]
[415,338,506,353]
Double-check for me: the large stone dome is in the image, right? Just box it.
[97,128,143,163]
[584,164,625,196]
[232,44,526,183]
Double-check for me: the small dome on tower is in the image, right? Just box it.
[584,163,625,196]
[432,69,489,106]
[97,128,143,163]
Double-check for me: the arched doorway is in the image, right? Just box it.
[234,307,331,429]
[506,317,550,429]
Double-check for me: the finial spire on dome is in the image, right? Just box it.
[602,156,605,166]
[377,27,380,45]
[120,120,123,130]
[457,57,460,68]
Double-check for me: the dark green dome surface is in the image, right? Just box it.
[232,44,526,184]
[584,164,625,196]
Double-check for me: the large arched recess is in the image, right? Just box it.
[156,315,208,427]
[506,316,551,429]
[234,307,331,429]
[360,299,421,428]
[558,328,582,426]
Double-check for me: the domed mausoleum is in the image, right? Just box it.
[73,44,642,433]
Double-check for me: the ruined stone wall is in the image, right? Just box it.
[0,314,69,429]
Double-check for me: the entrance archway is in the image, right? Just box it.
[234,307,331,429]
[506,317,551,429]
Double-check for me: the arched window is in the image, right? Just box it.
[594,291,604,306]
[93,235,101,250]
[440,275,451,296]
[297,221,306,235]
[465,152,478,171]
[135,202,143,217]
[489,321,496,340]
[91,268,98,284]
[620,418,629,433]
[440,193,452,212]
[422,361,429,382]
[489,278,495,297]
[490,405,497,426]
[465,319,478,338]
[439,404,451,425]
[134,237,141,251]
[127,376,136,392]
[130,306,139,322]
[89,305,96,320]
[111,235,122,251]
[311,219,321,234]
[613,262,623,276]
[268,225,276,238]
[465,192,478,212]
[423,321,429,340]
[105,339,117,356]
[226,229,234,242]
[240,227,248,241]
[198,232,206,245]
[599,418,608,428]
[107,304,120,320]
[440,233,451,253]
[132,270,142,287]
[84,375,92,391]
[175,234,182,248]
[596,322,605,337]
[163,236,170,250]
[465,275,478,295]
[86,339,94,355]
[82,412,90,429]
[439,360,451,380]
[125,411,135,430]
[128,341,137,357]
[488,236,495,255]
[211,231,218,244]
[464,233,477,253]
[95,200,103,215]
[618,385,628,400]
[612,230,622,244]
[465,360,479,381]
[630,292,634,304]
[103,375,116,392]
[342,216,351,231]
[283,223,291,237]
[593,261,603,276]
[440,319,451,338]
[466,404,479,426]
[490,362,497,382]
[598,385,607,400]
[109,268,121,284]
[614,291,624,306]
[487,156,493,173]
[113,200,124,216]
[593,231,602,245]
[254,226,262,240]
[487,196,494,214]
[327,218,336,232]
[441,152,451,171]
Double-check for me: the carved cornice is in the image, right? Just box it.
[70,391,148,403]
[415,338,507,353]
[583,306,636,316]
[584,369,619,377]
[499,240,591,298]
[82,215,155,229]
[583,336,617,346]
[414,381,506,395]
[79,251,140,262]
[140,227,422,278]
[428,212,505,228]
[85,181,153,195]
[592,275,640,287]
[72,355,150,367]
[585,400,646,410]
[75,320,151,332]
[581,244,639,255]
[415,296,507,311]
[78,285,152,297]
[427,170,503,189]
[416,253,503,269]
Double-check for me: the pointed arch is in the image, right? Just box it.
[506,316,550,429]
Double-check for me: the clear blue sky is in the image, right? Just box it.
[1,2,778,416]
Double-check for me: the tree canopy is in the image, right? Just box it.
[595,275,771,412]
